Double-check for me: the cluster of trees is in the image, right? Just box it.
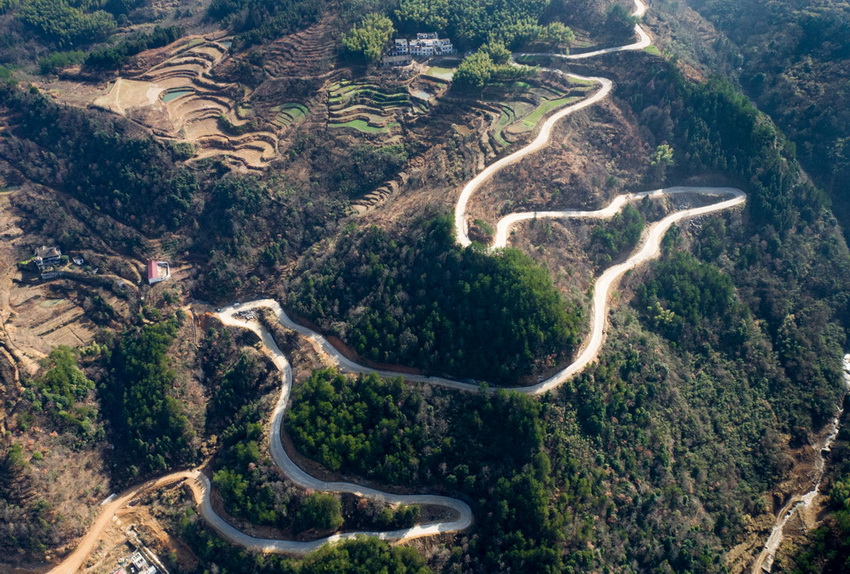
[178,517,429,574]
[0,81,198,233]
[453,40,543,90]
[199,325,296,527]
[590,203,645,266]
[627,57,850,440]
[632,67,824,233]
[24,346,99,440]
[636,251,746,353]
[37,50,85,74]
[288,216,582,384]
[286,367,570,571]
[295,492,344,532]
[40,37,194,76]
[284,320,809,571]
[394,0,569,50]
[193,173,341,301]
[16,0,116,47]
[341,13,395,64]
[99,317,198,481]
[212,412,299,528]
[604,2,638,39]
[287,369,427,484]
[201,327,350,535]
[207,0,325,47]
[685,0,850,240]
[84,25,183,70]
[454,44,506,90]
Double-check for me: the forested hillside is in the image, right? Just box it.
[677,0,850,240]
[288,217,583,384]
[0,0,849,572]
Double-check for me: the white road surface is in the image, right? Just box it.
[58,0,757,565]
[195,0,747,554]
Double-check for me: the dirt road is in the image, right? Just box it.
[47,471,199,574]
[54,0,752,567]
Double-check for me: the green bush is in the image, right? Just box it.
[296,493,343,532]
[19,0,116,47]
[38,50,84,74]
[341,13,395,63]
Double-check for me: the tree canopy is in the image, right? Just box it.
[341,13,395,63]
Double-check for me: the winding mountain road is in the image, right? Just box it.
[53,1,752,569]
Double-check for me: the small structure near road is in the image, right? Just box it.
[146,260,170,285]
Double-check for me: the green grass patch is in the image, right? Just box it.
[523,96,578,128]
[425,66,455,81]
[569,76,598,86]
[328,119,397,133]
[282,103,308,119]
[271,103,309,128]
[531,85,566,99]
[644,45,662,56]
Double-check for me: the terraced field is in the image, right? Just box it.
[270,103,310,130]
[483,77,596,151]
[92,34,297,170]
[261,19,336,78]
[326,80,424,135]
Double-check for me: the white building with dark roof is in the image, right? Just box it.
[383,32,454,63]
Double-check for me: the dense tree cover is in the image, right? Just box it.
[295,492,344,532]
[288,370,426,483]
[287,367,574,571]
[287,325,807,571]
[288,216,582,384]
[590,203,645,266]
[627,59,850,438]
[341,13,396,64]
[212,410,299,528]
[201,337,276,434]
[194,173,342,301]
[395,0,568,50]
[683,0,850,239]
[17,0,116,48]
[452,39,522,90]
[632,64,826,234]
[84,25,183,70]
[453,42,538,90]
[604,2,638,39]
[453,51,494,90]
[38,50,85,74]
[554,333,790,570]
[0,82,197,233]
[178,515,430,574]
[23,346,100,440]
[99,317,197,481]
[199,324,301,529]
[207,0,325,47]
[636,251,746,353]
